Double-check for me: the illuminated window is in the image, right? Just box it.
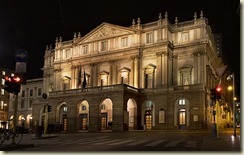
[193,115,198,122]
[179,109,186,125]
[0,101,3,110]
[2,71,5,76]
[83,45,88,54]
[1,89,4,95]
[121,37,128,47]
[101,41,107,51]
[179,99,186,105]
[1,79,4,85]
[159,109,166,123]
[146,32,153,44]
[101,104,106,110]
[146,100,153,109]
[182,32,189,42]
[81,105,86,111]
[63,106,68,112]
[65,49,70,58]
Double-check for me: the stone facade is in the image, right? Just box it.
[8,78,43,130]
[31,12,232,132]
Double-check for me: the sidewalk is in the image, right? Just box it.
[201,134,241,151]
[0,133,58,151]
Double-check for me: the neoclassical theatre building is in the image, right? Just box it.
[33,11,231,132]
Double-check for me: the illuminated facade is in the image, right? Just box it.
[33,11,231,132]
[8,78,43,130]
[0,67,14,129]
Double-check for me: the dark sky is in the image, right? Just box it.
[0,0,240,98]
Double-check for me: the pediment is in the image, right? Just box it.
[78,22,136,44]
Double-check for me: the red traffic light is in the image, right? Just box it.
[5,76,12,82]
[216,86,222,92]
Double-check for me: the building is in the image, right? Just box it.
[32,11,232,132]
[0,67,15,129]
[8,78,43,130]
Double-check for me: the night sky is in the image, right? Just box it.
[0,0,241,99]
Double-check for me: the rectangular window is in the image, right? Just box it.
[0,101,4,110]
[21,90,25,97]
[29,100,32,108]
[38,88,42,96]
[121,37,128,47]
[2,71,5,76]
[1,89,4,95]
[146,32,153,44]
[179,99,186,105]
[101,41,107,51]
[110,38,115,49]
[30,89,33,97]
[65,49,70,58]
[159,110,166,123]
[83,45,88,54]
[193,115,198,122]
[1,79,5,85]
[182,32,189,42]
[21,100,25,109]
[0,113,4,119]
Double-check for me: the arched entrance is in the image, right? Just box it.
[141,100,155,130]
[127,98,137,130]
[174,98,190,129]
[58,103,68,132]
[78,100,89,131]
[100,98,113,131]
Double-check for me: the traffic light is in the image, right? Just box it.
[4,75,21,94]
[4,76,13,93]
[216,86,222,100]
[210,89,216,100]
[48,105,52,112]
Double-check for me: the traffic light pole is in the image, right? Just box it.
[44,104,48,135]
[12,93,18,144]
[233,73,236,137]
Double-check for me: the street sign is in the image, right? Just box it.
[15,49,29,62]
[15,62,27,73]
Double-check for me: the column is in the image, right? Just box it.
[138,51,143,88]
[193,52,198,84]
[156,52,163,87]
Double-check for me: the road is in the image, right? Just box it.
[2,129,241,152]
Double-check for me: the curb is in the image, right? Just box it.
[0,143,34,151]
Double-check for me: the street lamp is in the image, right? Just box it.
[227,73,236,137]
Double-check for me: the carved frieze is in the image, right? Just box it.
[86,26,131,42]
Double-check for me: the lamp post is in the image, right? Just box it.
[227,73,236,137]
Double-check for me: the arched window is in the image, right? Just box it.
[81,105,86,111]
[178,99,186,105]
[101,104,106,110]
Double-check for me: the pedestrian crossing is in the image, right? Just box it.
[23,136,199,149]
